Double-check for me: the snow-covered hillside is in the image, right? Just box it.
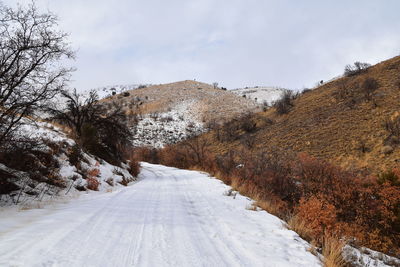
[100,81,259,148]
[0,119,136,207]
[231,86,286,105]
[0,163,321,267]
[132,101,204,148]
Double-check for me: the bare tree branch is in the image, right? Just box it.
[0,2,74,149]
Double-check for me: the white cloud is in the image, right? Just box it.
[3,0,400,90]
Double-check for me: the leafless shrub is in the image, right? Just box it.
[241,135,256,149]
[344,62,371,77]
[0,137,64,196]
[361,77,379,101]
[181,138,211,167]
[219,121,238,142]
[239,113,258,133]
[128,160,140,177]
[68,145,82,166]
[274,90,295,115]
[333,80,352,101]
[133,147,160,164]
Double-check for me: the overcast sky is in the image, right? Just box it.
[4,0,400,91]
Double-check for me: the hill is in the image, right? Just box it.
[103,80,258,123]
[100,80,260,147]
[204,56,400,174]
[141,56,400,259]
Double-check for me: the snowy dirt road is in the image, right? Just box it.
[0,163,321,267]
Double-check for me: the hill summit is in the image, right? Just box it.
[100,80,260,147]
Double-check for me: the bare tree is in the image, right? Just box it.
[182,137,210,166]
[0,3,74,149]
[48,89,99,137]
[48,89,132,163]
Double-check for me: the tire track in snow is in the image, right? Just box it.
[0,163,321,267]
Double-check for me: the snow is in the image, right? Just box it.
[16,119,75,146]
[84,84,151,99]
[0,163,321,267]
[230,86,286,105]
[0,118,135,206]
[132,101,204,148]
[342,245,400,267]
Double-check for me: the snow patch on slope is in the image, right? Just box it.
[132,101,204,148]
[0,119,136,207]
[231,86,286,105]
[84,84,151,99]
[16,120,75,146]
[343,245,400,267]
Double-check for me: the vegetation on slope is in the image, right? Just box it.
[100,80,259,125]
[0,3,139,203]
[134,56,400,260]
[207,56,400,174]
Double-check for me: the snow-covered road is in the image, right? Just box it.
[0,163,321,267]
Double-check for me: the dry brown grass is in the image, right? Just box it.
[288,216,346,267]
[138,101,170,115]
[100,80,259,125]
[322,236,346,267]
[216,175,287,218]
[204,55,400,174]
[254,199,283,218]
[287,215,314,243]
[219,172,347,266]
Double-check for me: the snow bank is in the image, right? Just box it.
[0,119,136,207]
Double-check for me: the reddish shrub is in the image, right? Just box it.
[296,195,338,244]
[133,147,160,164]
[151,144,400,255]
[128,159,140,177]
[86,177,100,191]
[87,168,100,178]
[86,168,100,191]
[124,151,141,177]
